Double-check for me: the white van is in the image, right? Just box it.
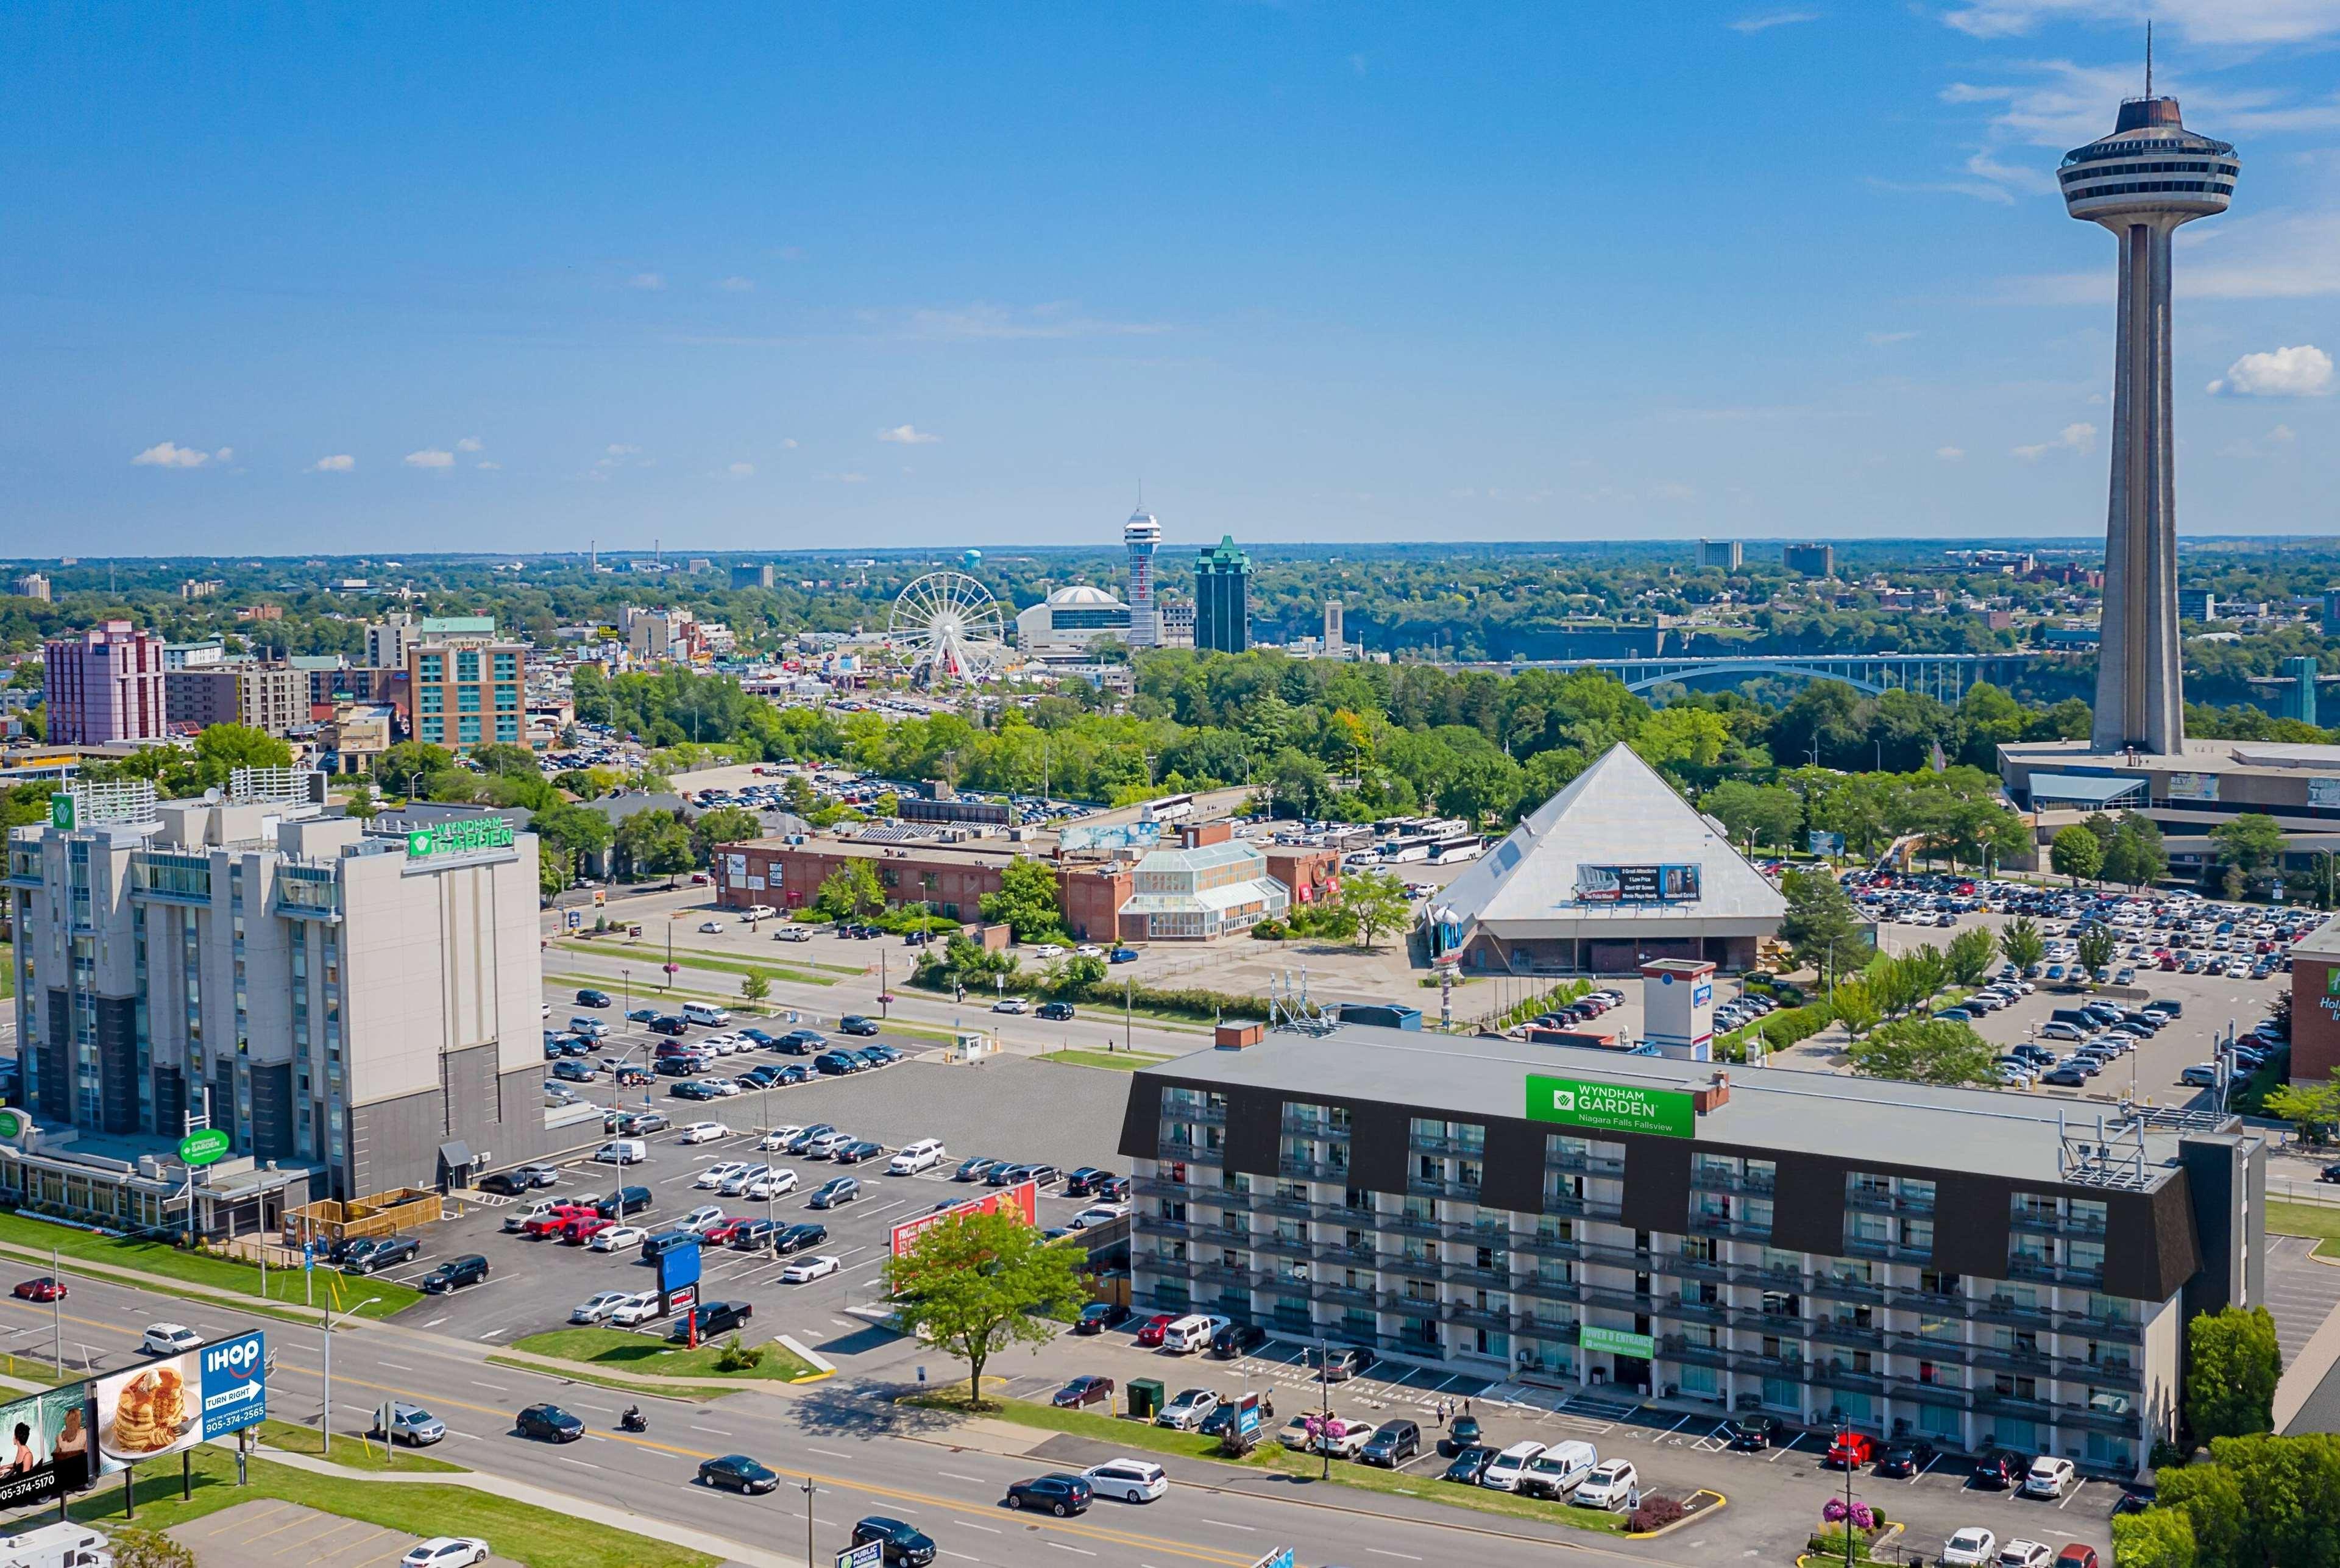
[1160,1314,1228,1354]
[681,1002,732,1027]
[595,1139,648,1166]
[888,1138,947,1175]
[0,1524,112,1568]
[1479,1440,1549,1492]
[1517,1439,1598,1499]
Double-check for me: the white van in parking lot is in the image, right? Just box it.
[595,1139,647,1165]
[888,1138,947,1175]
[681,1002,732,1027]
[1159,1314,1228,1354]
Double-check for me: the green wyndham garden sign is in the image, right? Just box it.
[0,1110,24,1140]
[405,818,516,862]
[178,1129,232,1167]
[1523,1074,1696,1140]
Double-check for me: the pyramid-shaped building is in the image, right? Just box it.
[1428,743,1787,974]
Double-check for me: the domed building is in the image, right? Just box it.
[1015,583,1133,662]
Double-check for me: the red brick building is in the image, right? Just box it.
[711,837,1133,942]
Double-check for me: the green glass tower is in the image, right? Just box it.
[1194,534,1252,654]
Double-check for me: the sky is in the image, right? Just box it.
[4,1,2339,555]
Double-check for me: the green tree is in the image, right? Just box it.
[2110,1507,2197,1568]
[470,742,541,779]
[740,970,771,1009]
[1946,926,1998,987]
[1704,780,1804,851]
[2211,813,2288,887]
[613,808,694,885]
[2076,926,2118,984]
[883,1208,1088,1410]
[1048,953,1108,998]
[1845,1017,1999,1087]
[2156,1457,2247,1568]
[2264,1071,2340,1146]
[531,801,614,893]
[815,859,885,921]
[1342,869,1413,950]
[1778,868,1871,981]
[2051,824,2104,885]
[1828,978,1881,1038]
[2001,915,2046,974]
[108,1529,197,1568]
[979,857,1065,943]
[689,805,764,866]
[2186,1306,2282,1442]
[192,723,295,784]
[374,741,454,798]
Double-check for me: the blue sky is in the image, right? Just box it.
[5,1,2337,555]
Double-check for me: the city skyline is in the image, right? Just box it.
[6,4,2340,552]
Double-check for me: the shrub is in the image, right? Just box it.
[1626,1496,1687,1533]
[714,1333,764,1371]
[112,1530,196,1568]
[1250,920,1289,940]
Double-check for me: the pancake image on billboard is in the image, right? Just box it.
[95,1353,200,1466]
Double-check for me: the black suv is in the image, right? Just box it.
[775,1222,829,1254]
[575,988,612,1008]
[420,1254,489,1293]
[672,1300,753,1341]
[1723,1415,1778,1452]
[1064,1167,1118,1198]
[650,1016,689,1037]
[850,1516,937,1566]
[1208,1321,1267,1358]
[1306,1344,1377,1382]
[1359,1419,1421,1467]
[516,1403,583,1442]
[1004,1474,1091,1517]
[1970,1449,2023,1489]
[837,1016,882,1037]
[596,1186,654,1219]
[1036,1001,1076,1021]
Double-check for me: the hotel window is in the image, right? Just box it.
[420,717,444,743]
[457,686,481,712]
[494,683,519,709]
[492,653,518,679]
[419,653,444,681]
[458,715,481,746]
[419,687,444,714]
[456,651,480,682]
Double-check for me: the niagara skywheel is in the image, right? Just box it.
[888,570,1009,686]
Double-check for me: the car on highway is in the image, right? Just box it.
[369,1401,447,1447]
[808,1177,860,1209]
[421,1255,489,1293]
[515,1403,584,1442]
[1052,1375,1115,1410]
[341,1236,421,1274]
[1081,1459,1167,1505]
[140,1323,204,1357]
[12,1278,65,1302]
[400,1538,488,1568]
[1036,1001,1076,1021]
[991,996,1028,1014]
[849,1516,937,1565]
[1004,1473,1092,1517]
[678,1122,733,1144]
[570,1291,636,1325]
[697,1454,779,1494]
[838,1016,882,1037]
[779,1254,841,1283]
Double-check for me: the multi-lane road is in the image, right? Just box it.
[0,1265,1706,1568]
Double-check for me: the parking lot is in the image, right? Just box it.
[374,1050,1133,1361]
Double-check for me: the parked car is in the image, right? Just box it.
[670,1301,753,1341]
[1155,1388,1221,1431]
[1442,1444,1496,1485]
[2021,1456,2077,1499]
[1479,1441,1548,1492]
[1134,1313,1177,1347]
[1969,1450,2024,1489]
[779,1254,841,1283]
[1723,1415,1777,1452]
[1941,1528,1999,1567]
[1305,1344,1377,1382]
[1572,1460,1640,1511]
[1358,1419,1421,1467]
[1824,1431,1874,1469]
[1209,1321,1268,1358]
[808,1177,860,1209]
[1437,1414,1484,1457]
[1997,1544,2052,1568]
[401,1539,488,1568]
[341,1236,420,1274]
[838,1016,882,1037]
[1052,1375,1115,1410]
[589,1224,648,1253]
[1075,1302,1132,1336]
[1874,1440,1937,1478]
[774,1222,829,1255]
[420,1255,489,1292]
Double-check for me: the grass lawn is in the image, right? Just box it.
[0,942,12,999]
[511,1327,818,1383]
[2267,1199,2340,1260]
[0,1212,417,1319]
[482,1355,742,1403]
[57,1446,716,1568]
[1036,1048,1172,1072]
[254,1418,463,1473]
[901,1387,1627,1536]
[556,939,837,988]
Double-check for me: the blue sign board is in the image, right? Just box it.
[200,1331,268,1438]
[1692,982,1712,1007]
[658,1240,701,1296]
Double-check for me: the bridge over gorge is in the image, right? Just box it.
[1453,651,2046,702]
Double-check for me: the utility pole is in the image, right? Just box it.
[321,1295,383,1453]
[800,1475,816,1567]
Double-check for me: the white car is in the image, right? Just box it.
[743,1170,800,1201]
[1076,945,1105,958]
[991,996,1028,1014]
[701,1033,743,1055]
[679,1205,728,1234]
[569,1291,635,1325]
[695,1162,750,1190]
[718,1164,771,1196]
[402,1540,489,1568]
[887,1138,946,1176]
[1071,1203,1130,1229]
[590,1224,648,1253]
[1937,1525,1993,1563]
[1479,1441,1548,1492]
[1030,945,1066,959]
[1996,1544,2052,1568]
[694,1078,743,1098]
[1082,1458,1168,1503]
[759,1126,804,1151]
[678,1123,733,1145]
[698,920,724,934]
[606,1291,661,1327]
[779,1254,841,1283]
[141,1323,203,1357]
[1572,1459,1639,1510]
[2019,1456,2075,1499]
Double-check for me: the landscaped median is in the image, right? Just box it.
[510,1327,823,1383]
[2268,1199,2340,1261]
[898,1384,1723,1538]
[0,1210,419,1320]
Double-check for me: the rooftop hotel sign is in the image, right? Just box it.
[402,817,517,871]
[1525,1074,1695,1140]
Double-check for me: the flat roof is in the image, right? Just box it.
[1140,1023,2200,1189]
[2029,772,2150,807]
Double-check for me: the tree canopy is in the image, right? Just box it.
[882,1208,1088,1410]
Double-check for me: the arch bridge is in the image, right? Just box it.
[1502,652,2043,703]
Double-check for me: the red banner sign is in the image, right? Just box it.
[888,1180,1038,1257]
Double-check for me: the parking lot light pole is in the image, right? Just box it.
[321,1295,383,1453]
[800,1474,816,1566]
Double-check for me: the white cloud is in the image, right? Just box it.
[2207,344,2334,397]
[2013,422,2097,459]
[475,461,501,470]
[307,455,355,473]
[781,438,799,450]
[877,425,940,445]
[456,436,483,452]
[728,462,756,477]
[595,443,644,470]
[1937,445,1967,460]
[2219,423,2299,458]
[716,276,755,293]
[131,441,215,468]
[820,471,869,484]
[1731,9,1820,30]
[405,449,455,469]
[215,447,234,462]
[1866,330,1920,346]
[895,302,1171,341]
[628,272,665,291]
[1942,0,2340,46]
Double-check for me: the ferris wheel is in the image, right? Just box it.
[889,570,1009,686]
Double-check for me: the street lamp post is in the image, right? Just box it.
[800,1474,817,1567]
[321,1295,384,1453]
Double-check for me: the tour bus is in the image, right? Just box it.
[1428,835,1485,865]
[1378,835,1435,864]
[1143,793,1196,823]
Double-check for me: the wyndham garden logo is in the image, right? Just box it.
[404,817,516,862]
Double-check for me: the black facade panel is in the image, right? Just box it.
[94,995,138,1135]
[1223,1088,1282,1180]
[1480,1119,1547,1216]
[1768,1154,1849,1258]
[153,1068,185,1143]
[1929,1173,2015,1283]
[1117,1076,1165,1163]
[1347,1101,1411,1196]
[38,988,70,1125]
[249,1063,295,1165]
[1621,1137,1692,1236]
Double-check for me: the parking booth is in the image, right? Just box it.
[1127,1378,1165,1421]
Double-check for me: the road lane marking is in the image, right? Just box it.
[1201,1520,1256,1531]
[938,1471,987,1483]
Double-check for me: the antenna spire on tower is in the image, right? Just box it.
[2146,18,2153,96]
